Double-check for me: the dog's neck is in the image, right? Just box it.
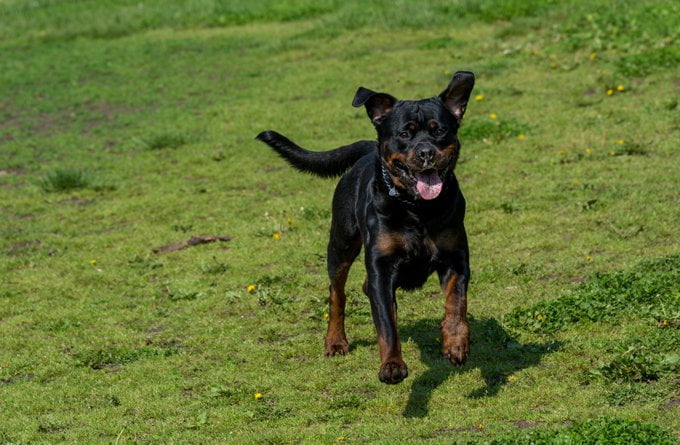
[380,162,403,199]
[380,161,454,206]
[380,162,422,208]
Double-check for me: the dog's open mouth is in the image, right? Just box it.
[391,161,443,200]
[414,169,443,200]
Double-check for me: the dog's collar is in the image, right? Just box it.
[380,162,418,206]
[381,162,452,206]
[381,163,401,198]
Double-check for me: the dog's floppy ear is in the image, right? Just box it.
[439,71,475,121]
[352,87,397,126]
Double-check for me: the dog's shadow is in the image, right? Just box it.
[401,316,559,418]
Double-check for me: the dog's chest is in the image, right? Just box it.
[380,227,438,290]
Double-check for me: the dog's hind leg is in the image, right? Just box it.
[324,232,362,356]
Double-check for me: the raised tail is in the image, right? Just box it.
[256,130,376,177]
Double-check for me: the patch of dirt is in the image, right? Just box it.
[181,388,194,397]
[77,101,146,137]
[63,197,96,206]
[0,132,14,144]
[304,263,320,274]
[0,168,27,189]
[539,273,560,282]
[7,239,41,255]
[1,113,19,132]
[144,337,184,350]
[146,326,166,334]
[152,235,231,254]
[514,420,545,429]
[1,111,63,137]
[82,100,139,120]
[660,398,680,411]
[1,101,144,137]
[103,364,123,374]
[350,388,375,399]
[7,167,26,175]
[1,373,36,385]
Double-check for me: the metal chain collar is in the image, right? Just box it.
[380,163,416,206]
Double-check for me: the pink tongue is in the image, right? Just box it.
[415,171,442,200]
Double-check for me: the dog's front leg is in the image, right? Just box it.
[439,266,470,366]
[365,251,408,384]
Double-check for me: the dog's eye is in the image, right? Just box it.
[398,131,411,139]
[433,128,446,137]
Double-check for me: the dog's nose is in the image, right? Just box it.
[416,146,435,163]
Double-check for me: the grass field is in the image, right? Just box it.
[1,0,679,443]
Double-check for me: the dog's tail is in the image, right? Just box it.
[256,130,376,178]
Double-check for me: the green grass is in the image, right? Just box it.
[141,132,190,151]
[592,328,679,384]
[40,169,91,192]
[504,254,680,334]
[486,417,678,444]
[1,0,679,443]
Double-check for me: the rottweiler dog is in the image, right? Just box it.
[256,71,475,384]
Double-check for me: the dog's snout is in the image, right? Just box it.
[416,146,435,163]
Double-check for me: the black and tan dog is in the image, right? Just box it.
[256,71,475,384]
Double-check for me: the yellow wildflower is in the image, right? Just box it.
[585,147,592,154]
[477,423,485,430]
[336,437,345,442]
[323,312,329,320]
[616,139,624,145]
[507,374,517,382]
[254,392,263,400]
[489,113,497,120]
[617,85,625,92]
[586,255,593,262]
[606,89,614,96]
[517,133,526,140]
[589,52,597,60]
[536,314,543,321]
[662,319,669,326]
[475,94,485,102]
[89,259,97,266]
[246,284,256,293]
[272,231,281,240]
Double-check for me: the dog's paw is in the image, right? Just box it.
[442,321,470,366]
[378,360,409,384]
[324,338,349,357]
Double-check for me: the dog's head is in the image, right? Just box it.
[353,71,475,201]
